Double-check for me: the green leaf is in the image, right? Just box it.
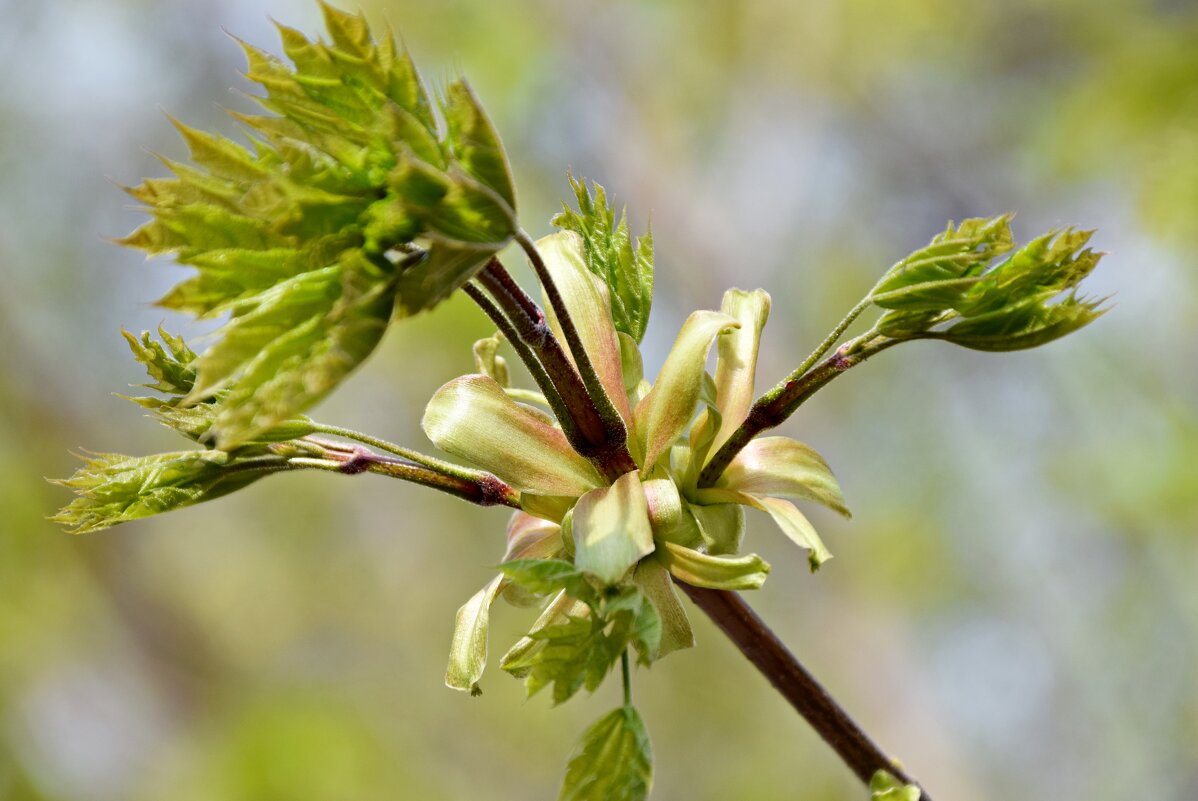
[193,256,395,449]
[422,374,604,496]
[560,705,653,801]
[441,80,517,209]
[445,575,504,695]
[871,215,1014,310]
[657,542,770,590]
[499,580,660,701]
[572,471,655,586]
[732,493,834,571]
[870,222,1107,351]
[870,770,921,801]
[500,591,586,675]
[939,292,1106,351]
[50,450,279,534]
[553,175,654,344]
[499,559,596,605]
[634,311,739,472]
[121,11,523,447]
[122,326,197,394]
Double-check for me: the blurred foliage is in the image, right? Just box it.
[2,1,1196,801]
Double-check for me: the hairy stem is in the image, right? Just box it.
[288,448,520,508]
[307,424,488,485]
[516,232,633,460]
[476,257,637,478]
[698,335,899,487]
[676,582,931,800]
[461,281,579,442]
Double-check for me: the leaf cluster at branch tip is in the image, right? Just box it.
[120,1,517,449]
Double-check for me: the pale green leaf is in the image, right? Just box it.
[632,557,694,659]
[445,575,504,695]
[634,311,738,472]
[657,542,770,590]
[422,374,604,496]
[572,471,655,586]
[560,705,653,801]
[499,590,588,678]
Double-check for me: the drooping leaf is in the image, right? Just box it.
[553,175,654,343]
[728,492,834,571]
[632,557,694,658]
[657,542,770,590]
[422,374,604,497]
[571,471,655,586]
[499,577,661,702]
[445,575,505,695]
[702,436,850,517]
[560,705,654,801]
[50,450,281,534]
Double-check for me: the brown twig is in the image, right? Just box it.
[676,581,931,800]
[698,337,900,487]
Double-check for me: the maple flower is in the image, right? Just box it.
[424,232,849,694]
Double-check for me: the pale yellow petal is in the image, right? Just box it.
[634,310,738,472]
[422,374,603,496]
[537,231,632,423]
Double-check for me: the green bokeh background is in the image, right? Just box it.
[2,1,1196,799]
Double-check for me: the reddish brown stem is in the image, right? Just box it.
[676,582,931,800]
[474,259,637,478]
